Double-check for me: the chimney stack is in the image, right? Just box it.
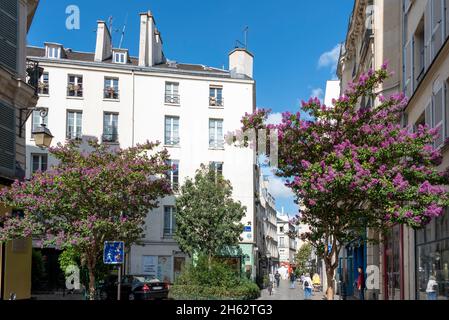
[139,11,164,67]
[94,20,112,62]
[229,48,254,78]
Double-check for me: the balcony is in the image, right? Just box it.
[104,87,119,100]
[209,96,224,107]
[165,137,180,147]
[66,131,82,141]
[102,133,119,143]
[163,229,175,239]
[209,139,224,150]
[165,94,180,105]
[67,84,83,98]
[26,59,43,96]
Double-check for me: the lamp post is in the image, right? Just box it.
[32,108,53,148]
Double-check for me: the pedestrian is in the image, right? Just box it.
[303,273,313,300]
[300,273,305,285]
[274,270,281,288]
[289,272,296,289]
[357,266,365,300]
[426,276,438,300]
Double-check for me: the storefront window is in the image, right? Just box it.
[416,209,449,300]
[384,225,402,300]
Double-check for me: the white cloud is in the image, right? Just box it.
[265,112,283,125]
[318,44,341,73]
[310,87,324,101]
[267,175,295,199]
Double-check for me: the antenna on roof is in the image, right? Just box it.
[118,13,129,49]
[107,15,122,48]
[234,26,249,50]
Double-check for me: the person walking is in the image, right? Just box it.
[303,273,313,300]
[357,266,365,300]
[289,272,296,289]
[274,270,281,288]
[426,276,438,300]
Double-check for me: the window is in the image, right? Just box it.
[164,206,177,238]
[46,46,60,59]
[166,160,179,192]
[31,154,48,173]
[209,119,224,149]
[66,111,82,140]
[31,109,48,137]
[165,82,180,104]
[104,77,119,99]
[165,116,180,146]
[67,74,83,97]
[425,81,446,148]
[279,237,285,247]
[280,226,284,233]
[38,72,49,95]
[103,112,118,143]
[209,86,223,107]
[413,17,425,87]
[209,161,223,176]
[113,51,126,64]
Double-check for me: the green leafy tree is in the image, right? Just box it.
[175,165,246,265]
[295,243,312,276]
[230,66,449,299]
[0,140,171,299]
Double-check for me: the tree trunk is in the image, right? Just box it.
[86,254,96,300]
[326,267,336,300]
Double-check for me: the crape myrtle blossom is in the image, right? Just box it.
[0,139,172,299]
[227,64,449,300]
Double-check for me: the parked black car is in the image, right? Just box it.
[100,275,170,300]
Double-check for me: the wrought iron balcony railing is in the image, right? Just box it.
[26,59,43,96]
[165,94,180,104]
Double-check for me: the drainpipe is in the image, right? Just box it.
[132,70,135,147]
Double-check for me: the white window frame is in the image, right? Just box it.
[46,46,61,59]
[209,119,224,149]
[165,82,180,104]
[166,160,179,192]
[38,72,49,95]
[103,112,119,143]
[163,206,176,237]
[31,153,48,173]
[209,161,223,176]
[31,109,48,137]
[209,86,224,107]
[104,77,119,99]
[113,51,126,64]
[66,110,82,140]
[165,116,180,146]
[67,74,83,97]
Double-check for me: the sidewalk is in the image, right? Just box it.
[258,280,326,300]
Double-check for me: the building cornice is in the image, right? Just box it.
[29,56,255,84]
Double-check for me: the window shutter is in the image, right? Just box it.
[445,82,449,139]
[425,0,433,69]
[404,40,413,97]
[425,100,433,129]
[432,0,444,58]
[0,102,16,176]
[0,0,18,73]
[433,86,444,147]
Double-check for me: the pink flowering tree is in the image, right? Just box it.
[230,66,449,299]
[0,140,172,299]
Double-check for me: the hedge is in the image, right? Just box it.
[169,282,260,300]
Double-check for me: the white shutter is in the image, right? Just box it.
[404,40,412,97]
[432,0,444,59]
[425,0,433,69]
[425,100,433,129]
[434,86,444,147]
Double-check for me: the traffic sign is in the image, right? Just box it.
[103,241,124,264]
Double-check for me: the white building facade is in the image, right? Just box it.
[26,11,257,283]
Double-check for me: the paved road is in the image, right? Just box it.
[258,280,326,300]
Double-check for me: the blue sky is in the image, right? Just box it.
[28,0,354,216]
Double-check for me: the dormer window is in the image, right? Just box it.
[113,50,127,64]
[46,44,62,59]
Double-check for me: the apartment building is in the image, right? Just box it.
[402,0,449,300]
[338,0,449,300]
[337,0,403,300]
[277,214,297,268]
[0,0,40,300]
[255,173,279,277]
[26,11,258,283]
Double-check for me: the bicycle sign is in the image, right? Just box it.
[103,241,124,265]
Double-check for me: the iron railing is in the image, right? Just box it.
[26,59,43,96]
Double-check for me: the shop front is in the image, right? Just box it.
[415,209,449,300]
[383,224,404,300]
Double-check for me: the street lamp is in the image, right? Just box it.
[32,108,53,148]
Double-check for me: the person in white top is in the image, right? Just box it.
[426,276,438,300]
[268,272,275,295]
[303,273,313,300]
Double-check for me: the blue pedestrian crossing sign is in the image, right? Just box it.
[103,241,124,265]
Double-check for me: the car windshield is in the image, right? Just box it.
[132,275,158,283]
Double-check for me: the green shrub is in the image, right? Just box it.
[170,255,260,300]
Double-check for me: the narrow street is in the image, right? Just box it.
[258,280,325,300]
